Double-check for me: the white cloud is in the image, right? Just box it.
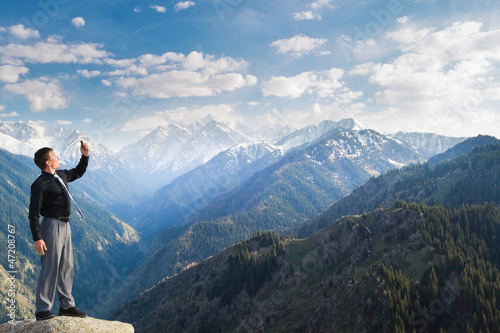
[138,52,185,68]
[271,34,327,57]
[310,0,335,10]
[262,68,346,99]
[7,24,40,40]
[77,69,101,78]
[105,65,148,76]
[114,51,256,98]
[82,118,93,123]
[150,4,167,13]
[56,120,72,125]
[182,51,248,74]
[293,11,321,20]
[352,21,500,135]
[336,35,383,62]
[0,65,29,82]
[0,38,110,65]
[397,16,410,24]
[101,79,112,86]
[116,71,257,98]
[257,102,361,131]
[134,7,142,13]
[0,111,19,117]
[71,17,86,29]
[175,1,195,11]
[121,104,243,132]
[104,58,137,67]
[4,78,68,111]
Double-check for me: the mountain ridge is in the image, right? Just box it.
[112,140,500,332]
[94,126,429,317]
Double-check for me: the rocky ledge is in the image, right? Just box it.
[0,316,134,332]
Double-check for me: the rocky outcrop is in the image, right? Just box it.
[0,316,134,332]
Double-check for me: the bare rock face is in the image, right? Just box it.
[0,316,134,333]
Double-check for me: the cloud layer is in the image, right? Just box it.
[350,21,500,134]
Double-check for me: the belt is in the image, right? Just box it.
[51,216,70,222]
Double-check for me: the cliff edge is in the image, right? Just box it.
[0,316,134,332]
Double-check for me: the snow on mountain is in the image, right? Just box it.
[307,129,424,179]
[171,120,252,172]
[138,141,285,234]
[0,120,152,222]
[0,131,34,156]
[119,117,253,187]
[0,120,124,172]
[254,123,296,143]
[119,123,191,174]
[205,141,284,181]
[275,118,370,151]
[390,131,467,158]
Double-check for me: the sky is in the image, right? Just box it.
[0,0,499,150]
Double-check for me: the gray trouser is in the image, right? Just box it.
[35,217,76,312]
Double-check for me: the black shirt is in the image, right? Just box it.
[29,155,89,242]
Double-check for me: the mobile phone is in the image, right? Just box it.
[80,140,84,147]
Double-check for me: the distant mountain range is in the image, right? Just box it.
[135,120,457,236]
[0,117,476,322]
[0,117,467,223]
[0,117,465,189]
[94,125,469,317]
[297,135,500,238]
[113,141,500,333]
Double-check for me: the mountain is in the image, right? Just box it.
[94,127,427,318]
[117,117,374,189]
[254,123,295,143]
[139,124,425,236]
[0,120,152,221]
[190,128,424,225]
[0,120,120,170]
[136,142,285,237]
[118,116,253,187]
[114,202,500,332]
[275,118,371,151]
[297,137,500,238]
[390,131,466,158]
[427,134,500,165]
[0,148,145,321]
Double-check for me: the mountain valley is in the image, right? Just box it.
[3,117,495,332]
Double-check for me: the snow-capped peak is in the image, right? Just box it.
[0,120,124,171]
[275,118,371,151]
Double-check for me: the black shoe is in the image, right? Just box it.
[36,310,55,321]
[58,307,87,318]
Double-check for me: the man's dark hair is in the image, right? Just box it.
[34,147,53,170]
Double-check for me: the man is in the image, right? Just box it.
[29,142,89,321]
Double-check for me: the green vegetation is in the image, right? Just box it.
[209,232,286,306]
[299,142,500,237]
[112,141,500,332]
[383,201,500,333]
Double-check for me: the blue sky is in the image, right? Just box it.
[0,0,499,150]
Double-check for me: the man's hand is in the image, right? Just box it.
[80,141,89,157]
[35,239,47,255]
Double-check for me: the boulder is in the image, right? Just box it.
[0,316,134,332]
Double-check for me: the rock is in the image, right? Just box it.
[0,316,134,333]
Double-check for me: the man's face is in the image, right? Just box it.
[47,150,60,170]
